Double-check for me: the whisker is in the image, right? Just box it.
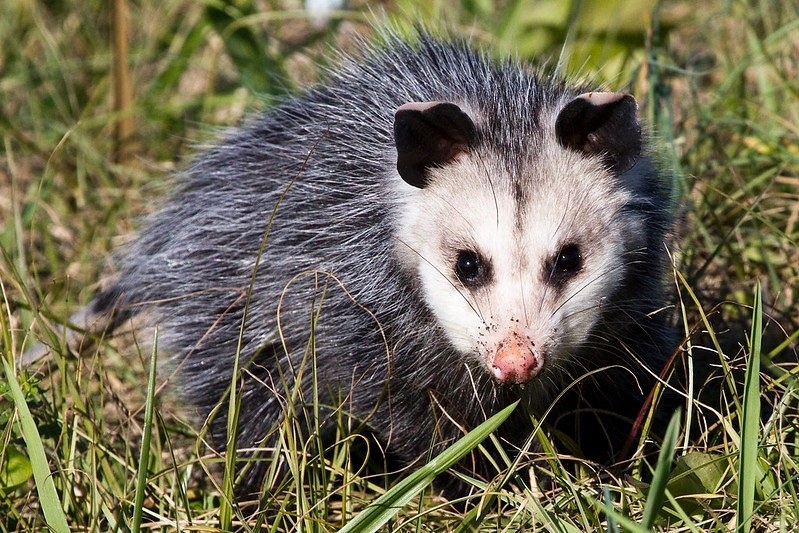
[395,237,485,324]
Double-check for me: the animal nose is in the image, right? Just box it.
[490,334,543,384]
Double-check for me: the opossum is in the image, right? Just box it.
[28,31,676,497]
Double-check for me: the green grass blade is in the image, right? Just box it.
[2,358,69,533]
[339,401,518,533]
[737,281,763,533]
[598,505,650,533]
[602,485,620,533]
[641,408,681,529]
[131,328,159,532]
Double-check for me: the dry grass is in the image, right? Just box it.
[1,0,797,530]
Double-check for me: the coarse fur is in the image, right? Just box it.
[36,30,676,498]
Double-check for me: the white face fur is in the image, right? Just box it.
[394,106,648,386]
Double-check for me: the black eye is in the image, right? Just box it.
[555,244,582,274]
[455,250,482,284]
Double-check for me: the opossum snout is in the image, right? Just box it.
[490,332,544,385]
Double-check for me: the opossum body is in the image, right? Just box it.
[66,32,675,495]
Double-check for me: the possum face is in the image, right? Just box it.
[393,94,648,386]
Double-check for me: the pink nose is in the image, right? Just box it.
[491,336,543,385]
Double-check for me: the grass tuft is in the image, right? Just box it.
[2,359,68,532]
[0,0,797,530]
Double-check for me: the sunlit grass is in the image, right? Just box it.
[1,0,797,530]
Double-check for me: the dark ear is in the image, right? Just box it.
[555,92,642,174]
[394,101,477,188]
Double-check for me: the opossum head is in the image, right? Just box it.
[393,92,649,386]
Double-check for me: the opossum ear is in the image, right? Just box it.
[394,101,477,188]
[555,92,642,174]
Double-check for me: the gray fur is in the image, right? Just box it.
[38,31,676,495]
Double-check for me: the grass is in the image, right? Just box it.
[1,0,798,530]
